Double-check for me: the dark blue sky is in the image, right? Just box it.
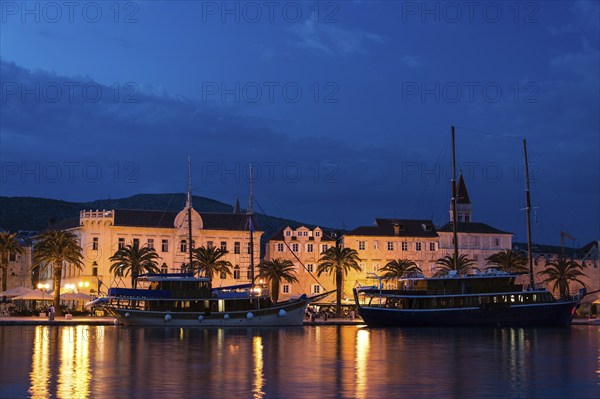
[1,1,598,245]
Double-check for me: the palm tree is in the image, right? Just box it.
[0,232,24,292]
[538,256,587,298]
[486,249,528,273]
[192,246,233,280]
[433,254,478,277]
[258,259,298,302]
[32,230,84,316]
[109,244,160,289]
[379,259,422,289]
[317,246,362,317]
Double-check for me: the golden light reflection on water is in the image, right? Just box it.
[58,326,91,399]
[252,336,265,399]
[355,329,370,399]
[29,326,50,399]
[29,326,94,399]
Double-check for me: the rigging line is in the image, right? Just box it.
[254,199,326,288]
[156,192,177,229]
[528,146,585,242]
[453,125,522,141]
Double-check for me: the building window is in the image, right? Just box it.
[92,262,98,276]
[282,284,290,294]
[277,243,284,252]
[387,242,394,251]
[312,285,321,294]
[307,243,314,253]
[285,230,291,237]
[415,242,422,251]
[133,238,140,249]
[315,231,321,237]
[9,252,16,262]
[292,243,299,252]
[147,239,154,250]
[207,241,214,249]
[191,240,195,249]
[180,240,187,253]
[401,242,408,251]
[234,242,241,254]
[247,243,252,254]
[118,238,125,250]
[358,241,366,251]
[233,265,240,279]
[307,263,314,273]
[246,269,252,280]
[429,242,436,251]
[161,239,169,252]
[221,241,227,252]
[494,238,500,247]
[92,237,99,250]
[321,244,329,253]
[373,241,379,250]
[161,263,168,273]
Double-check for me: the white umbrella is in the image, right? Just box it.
[61,292,93,301]
[12,290,54,301]
[0,286,35,298]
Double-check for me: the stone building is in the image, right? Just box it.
[264,226,337,300]
[36,203,262,295]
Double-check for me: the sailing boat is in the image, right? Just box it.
[91,162,327,326]
[353,127,586,327]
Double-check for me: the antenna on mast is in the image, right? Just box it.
[186,156,193,208]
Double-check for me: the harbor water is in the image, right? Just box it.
[0,325,598,398]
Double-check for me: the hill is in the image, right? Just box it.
[0,194,324,241]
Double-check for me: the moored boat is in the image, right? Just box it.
[93,272,327,326]
[353,127,587,327]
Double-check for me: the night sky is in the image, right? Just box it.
[1,1,598,245]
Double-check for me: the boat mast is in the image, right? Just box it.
[187,157,194,275]
[451,126,459,270]
[523,140,535,289]
[248,162,255,287]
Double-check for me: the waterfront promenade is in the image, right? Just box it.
[0,316,366,326]
[1,316,598,326]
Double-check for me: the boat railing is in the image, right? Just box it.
[108,288,172,298]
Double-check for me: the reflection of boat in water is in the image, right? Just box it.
[90,273,327,326]
[88,161,329,326]
[354,127,586,327]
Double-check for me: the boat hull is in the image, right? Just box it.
[358,301,579,328]
[106,298,311,327]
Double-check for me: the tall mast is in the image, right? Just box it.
[451,126,459,270]
[187,157,194,274]
[523,140,535,289]
[248,162,255,286]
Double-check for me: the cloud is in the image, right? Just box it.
[288,15,383,56]
[400,55,424,68]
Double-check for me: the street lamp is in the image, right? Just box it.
[37,282,49,300]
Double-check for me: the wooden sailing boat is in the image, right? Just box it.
[353,127,586,327]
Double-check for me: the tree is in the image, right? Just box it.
[317,246,362,317]
[258,259,298,302]
[433,254,478,277]
[486,250,528,273]
[538,256,587,298]
[0,232,24,292]
[192,246,233,280]
[32,230,84,316]
[379,259,422,289]
[109,244,160,289]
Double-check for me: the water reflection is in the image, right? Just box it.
[6,326,597,398]
[355,329,369,399]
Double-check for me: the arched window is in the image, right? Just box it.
[233,265,240,279]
